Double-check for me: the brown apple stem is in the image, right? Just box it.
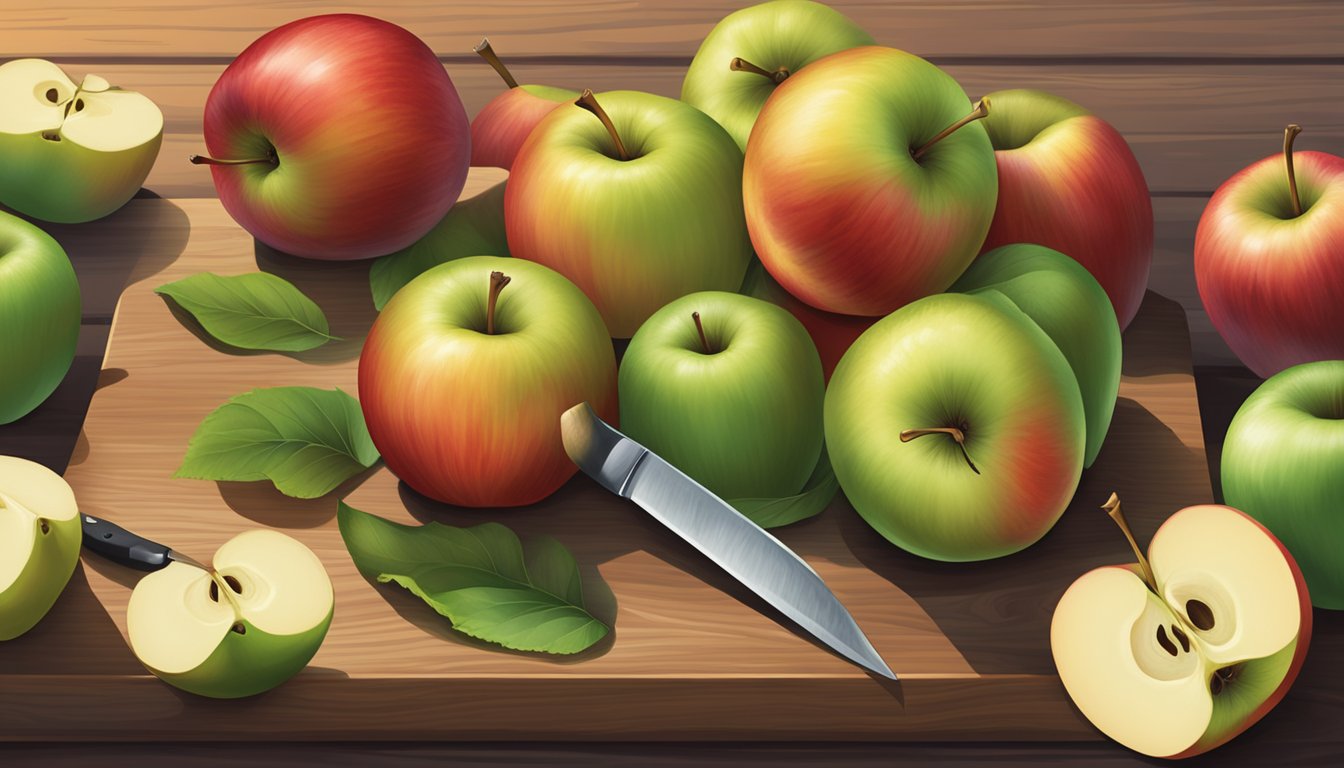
[911,97,992,161]
[575,89,631,161]
[486,271,511,335]
[189,154,276,166]
[899,427,980,475]
[692,311,713,354]
[730,57,790,85]
[474,37,519,89]
[1284,124,1303,217]
[1102,492,1159,593]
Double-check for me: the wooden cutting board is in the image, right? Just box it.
[0,169,1213,741]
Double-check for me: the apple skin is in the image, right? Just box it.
[0,211,81,425]
[979,89,1153,330]
[1195,149,1344,377]
[619,291,824,499]
[0,456,82,641]
[1222,360,1344,609]
[359,256,618,507]
[743,46,997,317]
[201,14,470,260]
[681,0,873,152]
[825,292,1085,561]
[507,90,752,338]
[471,84,577,169]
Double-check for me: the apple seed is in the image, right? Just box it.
[231,622,246,635]
[44,87,58,103]
[1170,623,1191,653]
[1210,663,1241,695]
[208,580,220,602]
[1155,624,1179,657]
[224,574,243,595]
[1186,599,1216,631]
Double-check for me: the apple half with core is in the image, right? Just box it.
[978,89,1153,330]
[507,89,752,337]
[681,0,873,152]
[739,259,875,381]
[1222,360,1344,609]
[620,291,824,500]
[0,58,163,223]
[1052,494,1311,758]
[825,292,1085,561]
[470,38,577,169]
[194,14,470,260]
[127,529,333,699]
[359,256,618,507]
[1195,125,1344,377]
[0,456,81,641]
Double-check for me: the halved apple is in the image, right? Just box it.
[127,529,333,699]
[1052,494,1311,758]
[0,456,82,640]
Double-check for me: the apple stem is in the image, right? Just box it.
[730,57,790,85]
[475,37,520,89]
[189,153,276,167]
[911,97,992,161]
[1102,492,1159,593]
[1284,124,1303,217]
[692,311,713,354]
[575,89,631,161]
[486,271,511,335]
[899,427,980,475]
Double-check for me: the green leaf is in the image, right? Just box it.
[337,501,610,655]
[156,272,339,352]
[728,447,838,529]
[370,181,509,310]
[176,387,379,499]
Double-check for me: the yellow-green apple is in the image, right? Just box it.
[469,38,577,169]
[0,456,81,641]
[1222,360,1344,608]
[506,90,752,337]
[193,14,470,260]
[127,529,333,699]
[952,243,1121,468]
[619,291,824,499]
[743,47,997,316]
[978,89,1152,329]
[0,58,162,223]
[1052,494,1311,758]
[681,0,873,151]
[825,293,1085,561]
[1195,125,1344,377]
[359,256,618,506]
[738,259,874,381]
[0,210,80,425]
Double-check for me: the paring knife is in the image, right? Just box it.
[81,514,210,572]
[559,402,896,680]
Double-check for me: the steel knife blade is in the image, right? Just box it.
[81,514,209,572]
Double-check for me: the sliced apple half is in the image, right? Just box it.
[1052,494,1311,758]
[0,456,82,640]
[127,529,334,699]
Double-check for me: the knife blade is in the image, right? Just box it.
[81,514,209,572]
[560,402,896,680]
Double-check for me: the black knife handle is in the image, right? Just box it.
[81,514,172,571]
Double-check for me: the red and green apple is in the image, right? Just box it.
[469,38,577,170]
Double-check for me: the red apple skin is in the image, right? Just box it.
[1194,150,1344,378]
[470,85,573,169]
[203,15,470,260]
[739,260,875,381]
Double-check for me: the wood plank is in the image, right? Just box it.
[4,1,1342,59]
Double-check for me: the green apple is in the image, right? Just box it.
[0,456,81,641]
[952,243,1121,468]
[127,529,333,699]
[1222,360,1344,609]
[0,58,163,223]
[620,291,824,499]
[825,293,1085,561]
[0,210,81,425]
[681,0,873,151]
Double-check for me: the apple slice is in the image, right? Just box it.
[0,456,82,640]
[1052,494,1311,758]
[127,529,333,698]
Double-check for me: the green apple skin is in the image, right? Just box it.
[0,211,81,425]
[620,291,824,499]
[1222,360,1344,609]
[681,0,873,152]
[825,293,1085,561]
[952,243,1121,468]
[0,456,82,641]
[0,131,163,223]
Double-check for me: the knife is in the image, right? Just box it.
[559,402,896,680]
[81,514,210,572]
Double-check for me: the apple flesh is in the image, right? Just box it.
[469,38,577,169]
[0,456,81,641]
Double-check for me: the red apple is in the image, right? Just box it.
[469,38,577,170]
[738,259,874,381]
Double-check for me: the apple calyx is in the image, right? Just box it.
[189,152,278,167]
[1102,492,1159,592]
[911,97,992,161]
[691,311,714,354]
[899,427,980,474]
[474,37,520,89]
[486,270,511,335]
[730,57,790,85]
[574,89,631,161]
[1283,124,1303,217]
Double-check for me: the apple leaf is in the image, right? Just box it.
[156,272,338,352]
[728,447,838,529]
[176,387,379,499]
[337,501,611,655]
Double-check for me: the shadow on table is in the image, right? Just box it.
[253,241,378,365]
